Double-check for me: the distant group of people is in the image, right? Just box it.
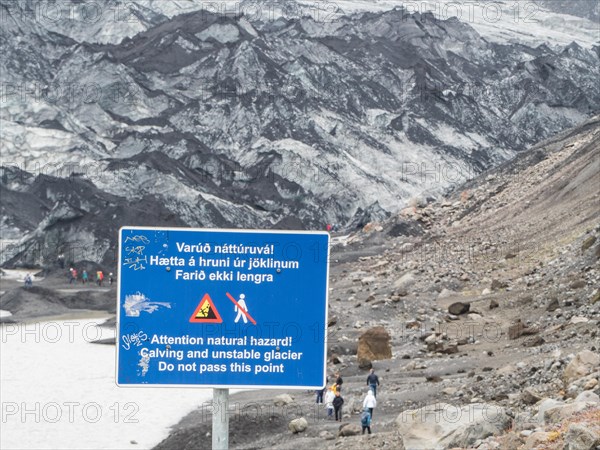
[315,368,381,434]
[68,268,113,286]
[23,273,33,288]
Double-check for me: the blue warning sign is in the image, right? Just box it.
[116,227,330,389]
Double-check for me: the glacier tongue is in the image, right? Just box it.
[1,2,599,266]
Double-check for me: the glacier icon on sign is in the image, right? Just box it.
[124,292,171,317]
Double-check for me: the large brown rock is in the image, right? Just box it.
[357,326,392,362]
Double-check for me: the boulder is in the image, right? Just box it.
[448,302,470,315]
[442,344,459,355]
[569,280,586,289]
[523,431,553,449]
[491,279,507,290]
[489,299,499,310]
[508,321,539,340]
[331,354,342,364]
[581,236,597,252]
[521,388,542,405]
[358,358,372,369]
[438,288,456,299]
[570,316,589,325]
[288,417,308,433]
[338,423,361,437]
[563,423,600,450]
[574,391,600,404]
[396,403,511,449]
[544,402,594,424]
[394,272,417,291]
[361,276,376,285]
[563,350,600,384]
[274,394,294,406]
[536,398,563,423]
[357,327,392,362]
[318,430,335,440]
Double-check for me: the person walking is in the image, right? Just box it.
[69,268,77,284]
[360,408,372,434]
[324,387,335,420]
[362,388,377,419]
[332,391,344,422]
[366,368,380,397]
[82,270,88,284]
[335,371,343,393]
[315,386,325,404]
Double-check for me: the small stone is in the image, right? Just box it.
[523,336,545,347]
[426,375,443,382]
[442,387,458,396]
[570,316,589,325]
[491,279,508,290]
[569,280,586,289]
[546,298,559,312]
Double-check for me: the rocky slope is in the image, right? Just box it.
[151,117,600,449]
[1,2,599,268]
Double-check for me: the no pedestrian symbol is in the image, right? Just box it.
[116,227,330,389]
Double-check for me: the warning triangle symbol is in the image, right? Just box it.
[190,294,223,323]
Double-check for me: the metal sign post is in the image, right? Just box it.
[212,388,229,450]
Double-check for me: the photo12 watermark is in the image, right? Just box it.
[1,401,139,424]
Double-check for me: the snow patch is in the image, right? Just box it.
[197,24,240,44]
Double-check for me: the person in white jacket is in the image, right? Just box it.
[324,387,335,420]
[362,389,377,419]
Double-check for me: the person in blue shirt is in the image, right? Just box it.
[360,408,372,434]
[366,368,380,397]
